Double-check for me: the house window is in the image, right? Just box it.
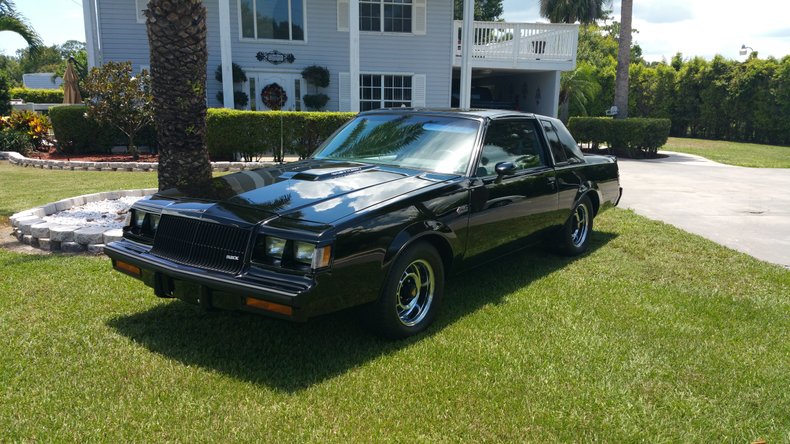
[360,74,412,111]
[240,0,305,41]
[360,0,412,33]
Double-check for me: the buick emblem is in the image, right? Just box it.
[225,255,240,261]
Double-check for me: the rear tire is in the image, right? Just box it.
[364,242,444,339]
[557,195,593,256]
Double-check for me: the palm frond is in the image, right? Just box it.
[0,8,42,49]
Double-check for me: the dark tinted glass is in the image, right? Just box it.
[541,120,567,164]
[476,119,546,176]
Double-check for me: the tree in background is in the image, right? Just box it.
[145,0,213,193]
[453,0,503,21]
[539,0,609,24]
[83,61,153,160]
[559,63,600,122]
[0,0,41,50]
[613,0,632,118]
[0,41,87,87]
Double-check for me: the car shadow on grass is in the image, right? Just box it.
[108,231,617,393]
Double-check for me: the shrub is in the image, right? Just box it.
[206,109,355,161]
[216,90,250,109]
[50,105,113,154]
[568,117,671,158]
[214,63,248,83]
[49,105,157,154]
[0,74,10,116]
[9,87,64,104]
[301,65,330,88]
[0,129,34,155]
[83,61,153,160]
[303,94,329,111]
[2,110,52,150]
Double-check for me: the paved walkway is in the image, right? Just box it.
[617,151,790,269]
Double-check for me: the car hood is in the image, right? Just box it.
[156,159,457,225]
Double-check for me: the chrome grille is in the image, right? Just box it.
[150,215,251,274]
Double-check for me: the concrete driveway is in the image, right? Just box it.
[616,151,790,269]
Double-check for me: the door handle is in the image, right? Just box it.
[547,177,556,185]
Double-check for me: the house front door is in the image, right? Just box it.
[252,73,303,112]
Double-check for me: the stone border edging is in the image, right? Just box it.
[9,189,157,254]
[0,151,284,172]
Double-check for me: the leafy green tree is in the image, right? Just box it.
[0,72,10,115]
[453,0,503,21]
[83,61,153,160]
[0,0,41,50]
[559,63,601,122]
[539,0,609,24]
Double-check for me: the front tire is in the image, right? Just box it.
[365,242,444,339]
[557,195,593,256]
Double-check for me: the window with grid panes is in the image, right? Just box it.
[359,0,412,33]
[239,0,305,41]
[360,74,412,111]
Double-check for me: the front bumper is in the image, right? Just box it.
[104,239,317,321]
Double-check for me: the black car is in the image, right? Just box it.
[105,109,622,338]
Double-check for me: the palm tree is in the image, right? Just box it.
[539,0,608,24]
[145,0,213,194]
[0,0,41,49]
[559,63,601,122]
[613,0,632,118]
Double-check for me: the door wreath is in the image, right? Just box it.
[261,82,288,110]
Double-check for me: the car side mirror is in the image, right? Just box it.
[495,161,517,177]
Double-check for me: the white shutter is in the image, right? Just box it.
[412,74,426,107]
[135,0,147,23]
[339,72,351,111]
[412,0,426,35]
[337,0,350,31]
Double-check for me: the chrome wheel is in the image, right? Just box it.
[571,203,590,247]
[395,259,435,327]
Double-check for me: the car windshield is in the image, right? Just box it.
[313,114,481,175]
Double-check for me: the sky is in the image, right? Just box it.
[1,0,789,62]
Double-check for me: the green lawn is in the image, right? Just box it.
[663,137,790,168]
[1,161,789,441]
[0,163,158,224]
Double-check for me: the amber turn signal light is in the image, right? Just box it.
[245,297,293,316]
[114,260,141,278]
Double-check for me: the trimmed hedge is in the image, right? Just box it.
[206,109,355,161]
[569,117,671,158]
[49,105,157,154]
[50,106,354,159]
[9,87,64,104]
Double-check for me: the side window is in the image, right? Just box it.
[541,120,567,164]
[553,121,585,163]
[476,119,546,176]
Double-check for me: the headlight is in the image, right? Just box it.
[294,241,315,264]
[265,237,287,259]
[254,235,332,270]
[149,213,161,232]
[133,210,146,228]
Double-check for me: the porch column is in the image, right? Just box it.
[82,0,100,68]
[458,0,474,109]
[349,0,360,112]
[218,0,235,109]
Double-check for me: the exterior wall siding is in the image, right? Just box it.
[93,0,556,113]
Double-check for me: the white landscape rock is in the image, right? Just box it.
[9,189,154,254]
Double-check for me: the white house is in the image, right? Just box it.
[82,0,578,116]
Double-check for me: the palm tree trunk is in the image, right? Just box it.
[146,0,212,193]
[613,0,632,119]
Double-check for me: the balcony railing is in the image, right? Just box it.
[453,21,578,67]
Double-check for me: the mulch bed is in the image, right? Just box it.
[27,149,159,163]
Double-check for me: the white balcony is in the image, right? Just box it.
[453,21,579,71]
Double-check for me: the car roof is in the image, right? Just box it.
[359,108,548,120]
